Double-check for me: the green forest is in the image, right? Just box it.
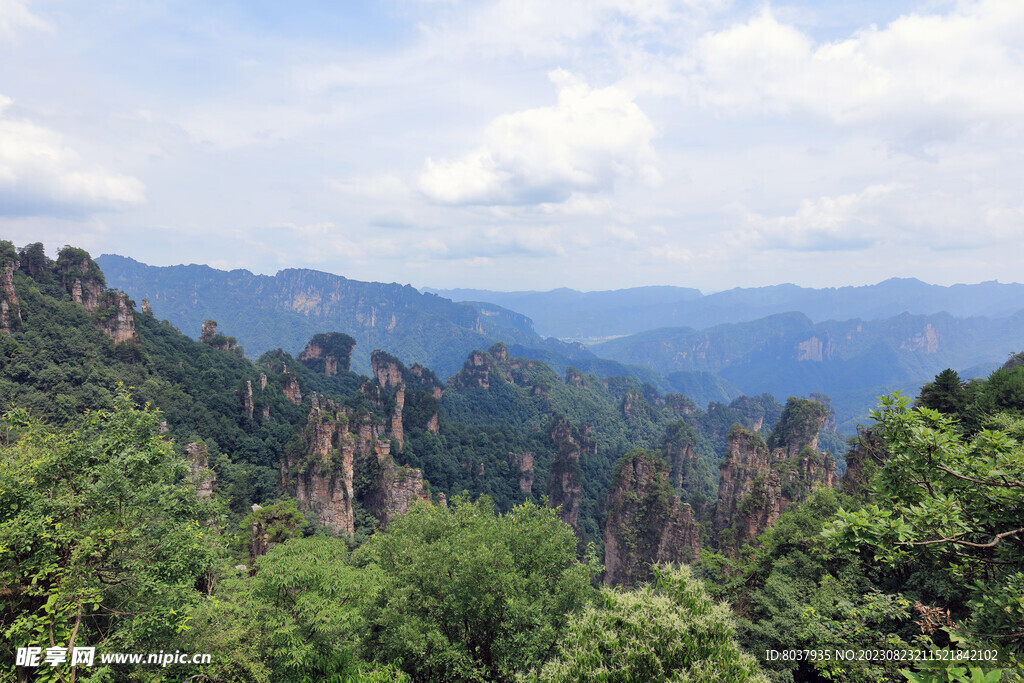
[1,242,1022,682]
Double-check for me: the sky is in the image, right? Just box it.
[1,0,1022,292]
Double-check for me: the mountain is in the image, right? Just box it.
[432,278,1024,339]
[591,310,1024,431]
[97,255,658,386]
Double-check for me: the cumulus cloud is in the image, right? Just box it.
[697,1,1024,137]
[0,96,145,217]
[417,70,658,205]
[730,184,901,252]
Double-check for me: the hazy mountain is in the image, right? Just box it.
[96,254,661,384]
[591,310,1024,431]
[432,278,1024,339]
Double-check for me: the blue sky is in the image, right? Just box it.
[1,0,1022,292]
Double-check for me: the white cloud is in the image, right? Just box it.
[0,0,50,43]
[418,70,658,205]
[0,96,146,217]
[730,184,901,251]
[697,1,1024,137]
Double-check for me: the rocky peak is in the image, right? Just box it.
[0,241,22,334]
[509,451,535,494]
[299,332,356,376]
[199,319,244,356]
[371,349,405,389]
[57,246,105,312]
[713,398,836,554]
[282,393,429,536]
[488,341,508,363]
[603,451,700,587]
[96,291,138,344]
[281,367,302,405]
[546,416,591,534]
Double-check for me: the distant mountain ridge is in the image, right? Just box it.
[430,278,1024,339]
[591,310,1024,431]
[95,255,672,388]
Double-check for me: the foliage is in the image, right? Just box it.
[825,393,1024,657]
[531,563,768,682]
[0,387,217,679]
[358,496,600,681]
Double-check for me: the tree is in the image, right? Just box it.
[917,369,966,416]
[358,496,599,681]
[825,394,1024,657]
[533,563,768,682]
[0,388,216,680]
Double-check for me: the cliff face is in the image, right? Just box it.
[186,442,217,499]
[59,254,104,312]
[299,332,356,376]
[713,398,835,553]
[281,369,302,405]
[547,417,588,533]
[0,260,21,333]
[603,451,700,587]
[282,373,430,536]
[510,451,535,494]
[96,291,137,343]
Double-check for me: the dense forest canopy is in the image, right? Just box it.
[0,241,1021,681]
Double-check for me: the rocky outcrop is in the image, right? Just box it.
[365,438,430,527]
[453,350,495,389]
[603,451,701,587]
[282,369,302,405]
[243,380,254,419]
[57,247,104,312]
[299,332,356,376]
[282,393,429,536]
[96,291,137,343]
[565,367,588,388]
[0,259,21,334]
[547,417,589,534]
[372,349,405,389]
[186,442,217,499]
[200,319,243,356]
[390,386,405,450]
[510,451,535,494]
[141,298,152,314]
[284,394,358,535]
[713,398,835,554]
[410,363,444,399]
[664,394,697,416]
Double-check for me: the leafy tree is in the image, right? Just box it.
[358,496,600,681]
[825,394,1024,658]
[533,563,768,682]
[0,387,216,680]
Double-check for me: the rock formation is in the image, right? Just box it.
[186,442,217,499]
[282,393,428,536]
[96,291,137,343]
[547,416,588,533]
[57,247,104,312]
[603,451,701,587]
[371,349,406,389]
[510,451,535,494]
[243,380,254,419]
[298,332,356,376]
[0,255,21,334]
[713,398,835,553]
[199,319,243,356]
[281,369,302,405]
